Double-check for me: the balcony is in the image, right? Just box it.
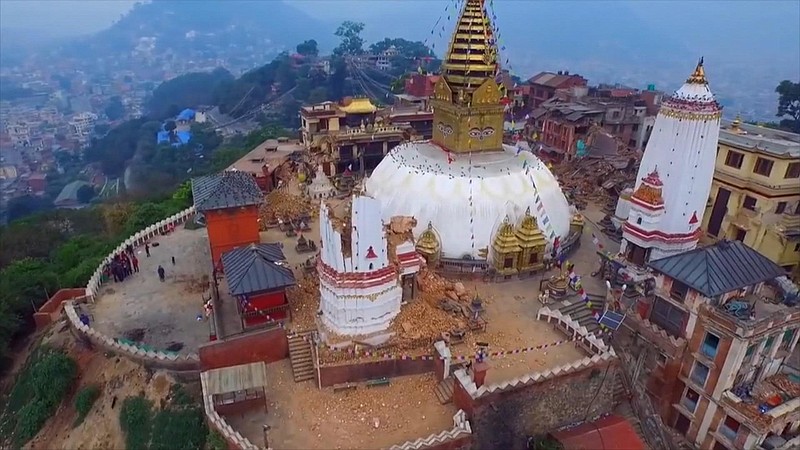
[706,296,799,336]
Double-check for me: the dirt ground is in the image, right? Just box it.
[87,227,214,353]
[225,359,456,450]
[24,321,178,450]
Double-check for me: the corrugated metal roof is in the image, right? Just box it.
[191,170,263,212]
[202,361,267,395]
[221,243,296,295]
[648,240,786,297]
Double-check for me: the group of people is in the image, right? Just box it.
[103,244,140,283]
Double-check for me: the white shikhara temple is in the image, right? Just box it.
[618,58,722,263]
[318,195,421,336]
[364,0,572,260]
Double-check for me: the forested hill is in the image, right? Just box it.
[58,0,331,60]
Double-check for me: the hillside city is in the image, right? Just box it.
[0,1,799,450]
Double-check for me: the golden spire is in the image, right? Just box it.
[686,57,707,85]
[441,0,499,100]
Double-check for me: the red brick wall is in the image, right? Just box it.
[34,288,86,329]
[318,358,434,387]
[199,327,288,371]
[206,206,261,267]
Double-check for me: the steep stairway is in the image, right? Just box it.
[434,377,455,404]
[557,299,602,335]
[288,333,315,383]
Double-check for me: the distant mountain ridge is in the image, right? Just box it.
[58,0,332,62]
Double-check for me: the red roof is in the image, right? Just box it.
[551,415,646,450]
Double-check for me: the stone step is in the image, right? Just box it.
[291,354,312,364]
[293,371,314,382]
[434,378,454,405]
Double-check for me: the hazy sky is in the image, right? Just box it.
[0,0,137,35]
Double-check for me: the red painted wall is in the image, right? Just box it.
[198,327,288,371]
[319,358,435,387]
[34,288,86,329]
[243,291,288,326]
[205,206,261,267]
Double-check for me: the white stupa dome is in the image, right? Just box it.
[365,141,572,259]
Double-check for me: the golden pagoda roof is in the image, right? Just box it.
[516,208,547,249]
[340,97,377,114]
[685,57,707,85]
[415,222,441,255]
[492,217,521,253]
[441,0,499,97]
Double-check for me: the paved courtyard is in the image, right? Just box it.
[88,226,216,353]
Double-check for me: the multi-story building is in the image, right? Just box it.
[702,119,800,280]
[526,70,588,109]
[299,98,426,176]
[69,112,98,141]
[530,83,662,159]
[617,240,800,450]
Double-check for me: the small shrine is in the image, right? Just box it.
[491,217,522,277]
[415,222,442,266]
[515,208,547,275]
[307,165,335,200]
[570,213,585,235]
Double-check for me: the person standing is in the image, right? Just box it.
[157,265,165,282]
[171,256,176,265]
[131,254,139,273]
[145,243,151,257]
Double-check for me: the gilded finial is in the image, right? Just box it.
[686,56,707,85]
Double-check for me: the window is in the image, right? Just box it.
[734,229,747,242]
[724,151,744,169]
[776,201,787,214]
[742,196,757,211]
[682,388,700,413]
[670,280,690,302]
[691,361,710,387]
[781,329,796,350]
[765,335,776,351]
[503,257,513,269]
[719,415,740,441]
[637,217,643,225]
[795,243,800,252]
[745,344,755,358]
[714,440,729,450]
[528,253,538,264]
[650,297,688,338]
[702,333,720,359]
[753,157,774,176]
[786,162,800,178]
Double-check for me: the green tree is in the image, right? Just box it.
[77,185,95,204]
[776,80,800,133]
[104,96,125,120]
[333,21,365,56]
[296,39,319,56]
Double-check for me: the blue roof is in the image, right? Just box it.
[156,126,192,147]
[176,131,191,144]
[177,108,195,121]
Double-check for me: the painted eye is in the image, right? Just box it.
[469,128,482,138]
[482,127,495,137]
[444,126,453,135]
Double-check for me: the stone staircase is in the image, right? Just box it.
[288,333,315,383]
[433,377,455,404]
[556,299,603,335]
[615,400,646,445]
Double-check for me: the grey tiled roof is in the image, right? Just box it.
[191,170,263,212]
[221,243,295,296]
[648,240,786,298]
